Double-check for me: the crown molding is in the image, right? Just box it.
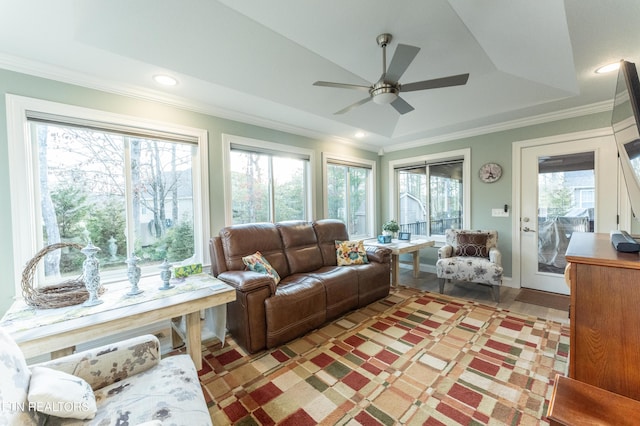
[0,53,612,155]
[384,100,614,153]
[0,53,363,148]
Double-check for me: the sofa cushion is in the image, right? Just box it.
[455,232,489,258]
[277,221,324,274]
[28,366,97,420]
[309,266,359,321]
[312,219,350,266]
[220,222,290,278]
[335,240,369,265]
[242,251,281,285]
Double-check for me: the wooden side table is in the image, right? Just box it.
[547,374,640,426]
[365,238,434,287]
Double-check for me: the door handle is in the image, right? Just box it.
[522,227,536,233]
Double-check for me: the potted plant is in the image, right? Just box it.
[382,220,400,237]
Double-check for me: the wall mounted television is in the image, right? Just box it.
[611,60,640,222]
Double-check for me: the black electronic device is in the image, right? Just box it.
[610,230,640,252]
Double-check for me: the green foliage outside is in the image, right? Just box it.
[50,183,194,274]
[50,184,90,238]
[539,172,575,216]
[86,196,127,257]
[231,151,306,224]
[327,164,368,235]
[166,217,195,261]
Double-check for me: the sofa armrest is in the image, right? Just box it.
[217,270,276,295]
[489,247,502,266]
[438,244,453,259]
[364,246,391,264]
[33,334,160,391]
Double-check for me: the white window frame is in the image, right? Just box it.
[221,134,315,225]
[6,94,210,293]
[322,153,377,239]
[388,148,471,243]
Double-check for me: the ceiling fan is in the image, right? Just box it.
[313,33,469,115]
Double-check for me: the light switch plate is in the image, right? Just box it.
[492,208,509,217]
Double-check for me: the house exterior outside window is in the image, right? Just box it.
[389,149,470,242]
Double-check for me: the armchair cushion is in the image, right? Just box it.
[455,232,489,257]
[436,256,504,286]
[33,335,211,426]
[27,366,96,420]
[0,327,38,425]
[37,334,160,391]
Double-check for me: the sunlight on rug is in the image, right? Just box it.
[194,287,569,425]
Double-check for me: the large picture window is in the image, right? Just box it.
[7,95,209,290]
[389,149,470,241]
[223,135,313,225]
[323,154,375,239]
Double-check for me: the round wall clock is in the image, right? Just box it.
[478,162,502,183]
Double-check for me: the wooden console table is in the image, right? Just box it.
[365,238,434,287]
[1,273,235,370]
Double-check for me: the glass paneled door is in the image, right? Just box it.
[519,136,617,294]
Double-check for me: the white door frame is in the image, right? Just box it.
[511,127,614,289]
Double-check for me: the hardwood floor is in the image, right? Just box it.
[397,268,570,325]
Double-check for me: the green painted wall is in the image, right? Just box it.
[0,67,614,317]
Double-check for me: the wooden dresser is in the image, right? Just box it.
[565,232,640,400]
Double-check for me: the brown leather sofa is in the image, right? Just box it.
[209,219,391,353]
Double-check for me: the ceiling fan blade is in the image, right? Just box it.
[401,73,470,92]
[390,96,414,115]
[334,97,372,115]
[313,81,371,92]
[385,44,420,82]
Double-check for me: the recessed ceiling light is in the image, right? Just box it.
[355,131,365,138]
[153,74,178,86]
[595,62,620,74]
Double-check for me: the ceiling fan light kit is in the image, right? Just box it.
[313,33,469,115]
[371,84,398,104]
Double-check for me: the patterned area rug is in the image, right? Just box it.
[195,287,569,425]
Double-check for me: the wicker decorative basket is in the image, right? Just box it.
[21,242,103,309]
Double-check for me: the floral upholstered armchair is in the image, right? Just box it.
[435,229,504,302]
[0,328,211,426]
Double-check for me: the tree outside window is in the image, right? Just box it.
[230,150,307,224]
[326,163,370,238]
[34,122,196,283]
